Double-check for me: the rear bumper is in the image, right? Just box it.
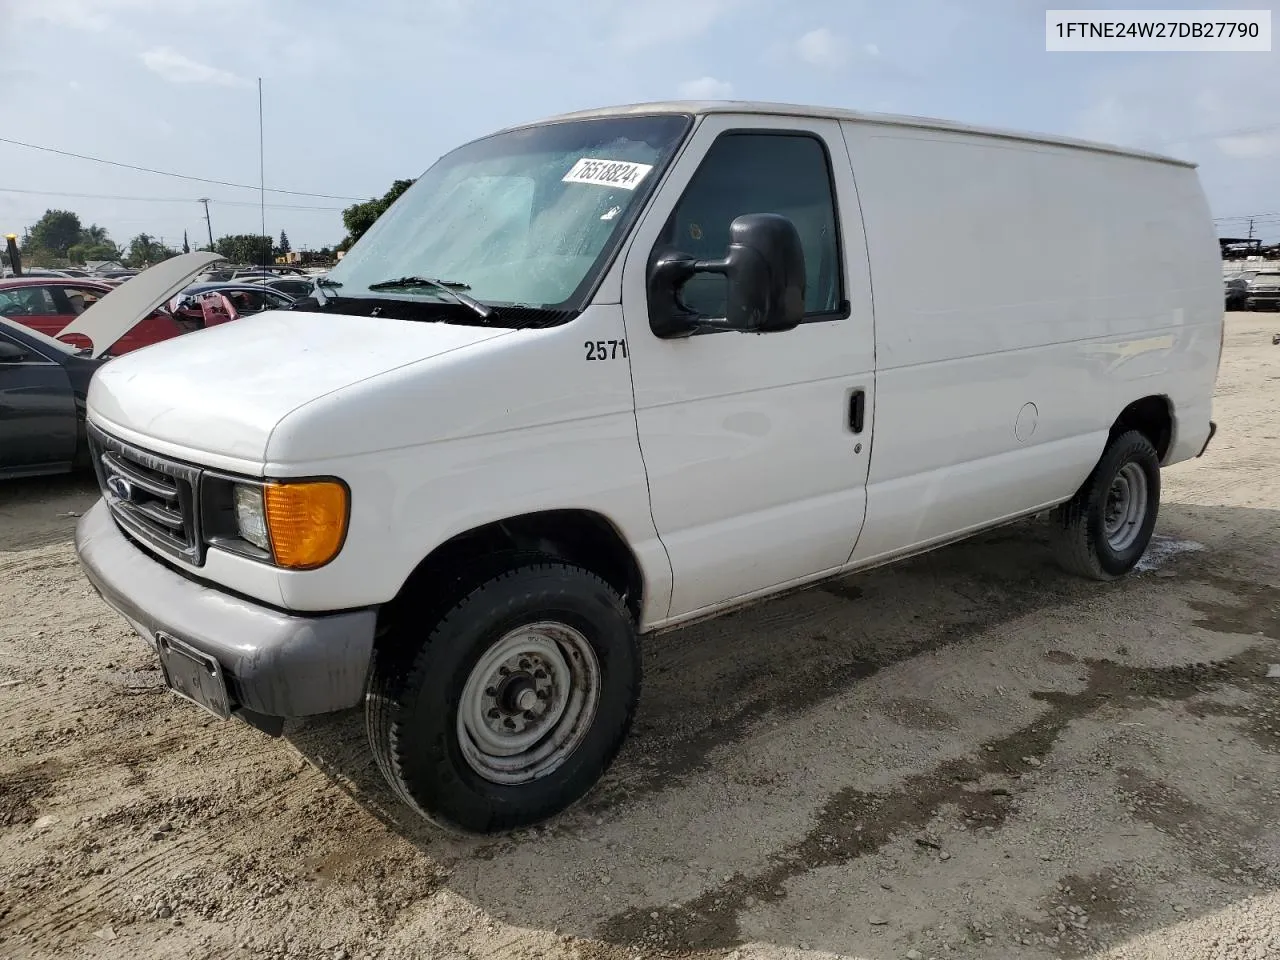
[75,499,377,718]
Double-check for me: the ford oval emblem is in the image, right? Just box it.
[106,475,135,502]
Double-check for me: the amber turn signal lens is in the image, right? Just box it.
[263,481,349,570]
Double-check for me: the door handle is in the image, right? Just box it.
[849,389,866,434]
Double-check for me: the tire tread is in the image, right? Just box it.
[365,562,638,834]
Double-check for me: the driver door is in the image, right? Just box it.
[0,328,77,474]
[619,114,877,622]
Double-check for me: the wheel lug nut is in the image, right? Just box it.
[503,718,516,729]
[519,658,531,670]
[523,711,535,721]
[534,669,547,680]
[485,686,496,696]
[487,708,500,719]
[498,666,510,676]
[537,689,550,700]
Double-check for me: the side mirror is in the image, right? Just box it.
[0,341,28,362]
[648,213,806,338]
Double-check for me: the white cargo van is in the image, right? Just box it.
[71,101,1222,834]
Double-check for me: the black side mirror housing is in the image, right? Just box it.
[0,341,28,363]
[648,213,806,338]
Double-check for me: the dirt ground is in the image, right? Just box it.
[2,312,1279,960]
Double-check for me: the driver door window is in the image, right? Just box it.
[659,132,844,322]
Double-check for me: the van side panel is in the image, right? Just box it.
[841,121,1220,565]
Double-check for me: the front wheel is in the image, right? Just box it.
[1051,430,1161,581]
[365,562,640,834]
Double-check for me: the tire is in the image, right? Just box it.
[365,562,640,834]
[1050,430,1161,581]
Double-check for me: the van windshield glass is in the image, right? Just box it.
[325,115,692,317]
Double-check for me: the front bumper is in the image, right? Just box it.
[75,499,378,719]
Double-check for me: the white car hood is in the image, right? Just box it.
[87,310,512,465]
[58,251,225,356]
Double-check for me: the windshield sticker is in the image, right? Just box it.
[562,158,653,191]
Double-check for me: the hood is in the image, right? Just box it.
[57,251,226,358]
[87,309,512,465]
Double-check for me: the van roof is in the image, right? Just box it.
[511,100,1195,169]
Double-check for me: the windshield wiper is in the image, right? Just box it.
[366,276,493,321]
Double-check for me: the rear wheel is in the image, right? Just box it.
[365,562,640,834]
[1051,430,1161,581]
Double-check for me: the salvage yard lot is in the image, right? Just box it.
[2,312,1278,960]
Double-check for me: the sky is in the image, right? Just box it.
[1,0,1278,252]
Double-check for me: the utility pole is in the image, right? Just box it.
[1248,217,1255,239]
[198,198,214,250]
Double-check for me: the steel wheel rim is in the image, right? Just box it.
[1104,462,1148,552]
[456,622,601,785]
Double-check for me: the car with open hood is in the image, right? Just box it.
[0,271,196,357]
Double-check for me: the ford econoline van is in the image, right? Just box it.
[71,101,1222,834]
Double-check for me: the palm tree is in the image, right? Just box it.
[81,224,111,245]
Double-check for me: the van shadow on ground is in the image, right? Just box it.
[288,503,1280,959]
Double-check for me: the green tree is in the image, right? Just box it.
[80,223,111,246]
[26,210,83,258]
[278,230,291,255]
[340,179,414,249]
[68,241,123,265]
[213,234,272,264]
[126,233,177,267]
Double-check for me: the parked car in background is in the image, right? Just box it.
[17,268,87,279]
[235,274,316,300]
[0,316,101,479]
[1225,274,1249,310]
[1244,269,1280,310]
[167,283,295,329]
[232,266,308,279]
[0,278,185,355]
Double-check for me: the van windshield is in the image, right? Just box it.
[325,114,692,320]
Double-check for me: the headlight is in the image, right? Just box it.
[233,485,270,551]
[262,480,349,570]
[209,477,349,569]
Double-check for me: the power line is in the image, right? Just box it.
[0,135,366,202]
[0,187,342,211]
[1149,120,1280,147]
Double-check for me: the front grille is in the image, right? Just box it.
[89,423,204,566]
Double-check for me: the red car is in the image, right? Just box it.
[0,277,184,355]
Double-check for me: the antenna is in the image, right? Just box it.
[258,77,266,271]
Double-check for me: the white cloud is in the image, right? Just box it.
[864,42,880,57]
[678,76,734,99]
[1216,133,1280,160]
[139,47,250,87]
[15,0,188,31]
[609,0,737,52]
[794,26,850,69]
